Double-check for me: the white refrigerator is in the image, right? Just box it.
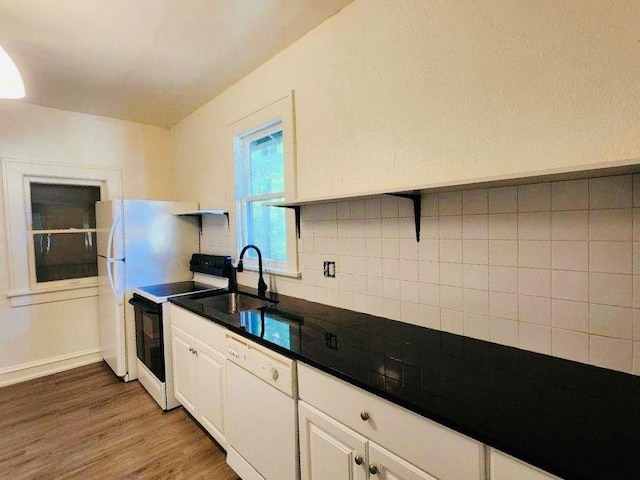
[96,199,200,381]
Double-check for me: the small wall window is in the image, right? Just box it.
[29,182,101,283]
[2,158,122,306]
[235,123,288,268]
[229,92,299,276]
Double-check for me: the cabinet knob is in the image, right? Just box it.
[354,455,364,466]
[271,368,280,381]
[360,410,370,421]
[188,347,194,353]
[193,349,198,356]
[369,465,379,475]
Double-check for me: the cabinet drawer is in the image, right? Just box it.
[298,363,484,480]
[169,304,226,352]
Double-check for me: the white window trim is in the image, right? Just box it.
[227,92,299,277]
[25,177,103,291]
[2,158,122,307]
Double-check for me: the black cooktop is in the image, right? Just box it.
[170,289,640,480]
[137,281,218,298]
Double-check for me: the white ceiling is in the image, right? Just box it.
[0,0,354,127]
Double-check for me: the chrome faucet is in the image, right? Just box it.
[237,244,268,297]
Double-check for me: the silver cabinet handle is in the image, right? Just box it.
[360,411,370,421]
[369,465,379,475]
[354,455,364,465]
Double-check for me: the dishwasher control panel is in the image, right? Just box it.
[225,332,297,398]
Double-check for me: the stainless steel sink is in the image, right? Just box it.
[194,291,275,314]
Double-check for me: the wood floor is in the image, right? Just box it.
[0,362,239,479]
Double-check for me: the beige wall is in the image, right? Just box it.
[171,0,640,375]
[171,0,640,205]
[0,101,171,384]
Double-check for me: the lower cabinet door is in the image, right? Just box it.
[171,325,196,414]
[195,339,226,447]
[369,442,437,480]
[299,401,368,480]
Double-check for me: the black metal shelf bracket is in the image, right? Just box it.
[268,204,302,238]
[291,206,301,239]
[388,193,421,242]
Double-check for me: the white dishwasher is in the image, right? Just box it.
[225,331,299,480]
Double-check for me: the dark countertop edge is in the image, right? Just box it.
[168,290,602,480]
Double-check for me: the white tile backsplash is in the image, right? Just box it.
[203,174,640,375]
[552,329,589,363]
[589,273,632,307]
[589,175,632,209]
[463,264,488,290]
[518,212,551,240]
[590,335,633,373]
[489,266,518,293]
[518,183,551,212]
[551,211,589,240]
[489,213,518,240]
[552,299,589,332]
[489,240,518,266]
[518,268,551,297]
[462,214,488,239]
[551,179,589,211]
[589,304,633,340]
[462,189,488,214]
[464,313,490,340]
[439,215,462,239]
[589,241,632,274]
[463,239,488,265]
[551,241,588,271]
[438,191,462,215]
[488,186,518,213]
[518,240,551,268]
[519,323,552,354]
[589,209,632,241]
[519,295,551,326]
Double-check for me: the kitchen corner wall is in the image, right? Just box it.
[0,101,171,385]
[203,174,640,376]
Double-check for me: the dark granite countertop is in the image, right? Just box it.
[169,288,640,480]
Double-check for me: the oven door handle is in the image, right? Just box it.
[128,296,161,314]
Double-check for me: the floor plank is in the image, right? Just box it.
[0,362,239,479]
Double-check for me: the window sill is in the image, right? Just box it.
[6,283,98,307]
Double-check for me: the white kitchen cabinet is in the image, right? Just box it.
[299,401,437,480]
[170,305,227,448]
[299,401,368,480]
[490,449,559,480]
[369,442,438,480]
[171,324,197,413]
[298,363,484,480]
[193,339,226,442]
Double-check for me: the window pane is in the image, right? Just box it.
[248,130,284,196]
[31,183,101,230]
[33,232,98,282]
[245,198,286,263]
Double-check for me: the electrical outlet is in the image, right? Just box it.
[323,261,336,278]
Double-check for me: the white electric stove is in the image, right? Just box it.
[129,254,231,410]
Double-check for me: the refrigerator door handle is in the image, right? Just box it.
[107,258,124,306]
[106,214,124,262]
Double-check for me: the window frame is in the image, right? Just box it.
[235,121,288,270]
[227,92,299,277]
[2,158,122,307]
[25,177,104,290]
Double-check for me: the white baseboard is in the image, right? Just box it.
[0,348,103,387]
